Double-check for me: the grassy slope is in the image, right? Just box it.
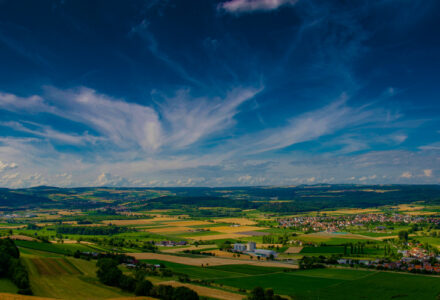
[20,248,132,299]
[0,278,18,293]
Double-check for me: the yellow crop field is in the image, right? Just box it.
[204,250,253,259]
[403,211,437,216]
[0,225,26,229]
[185,233,248,240]
[284,247,303,254]
[158,281,245,300]
[1,235,36,241]
[161,244,217,253]
[102,217,178,226]
[393,204,425,211]
[213,218,256,225]
[145,226,192,233]
[210,226,267,233]
[165,220,212,226]
[323,208,381,215]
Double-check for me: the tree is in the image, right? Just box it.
[173,286,199,300]
[120,275,136,292]
[96,258,122,286]
[398,230,409,242]
[248,286,265,300]
[135,279,153,296]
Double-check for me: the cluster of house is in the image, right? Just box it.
[232,241,277,258]
[154,240,187,247]
[1,213,37,220]
[336,246,440,273]
[278,214,440,232]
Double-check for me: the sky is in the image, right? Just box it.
[0,0,439,188]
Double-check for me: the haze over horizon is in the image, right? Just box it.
[0,0,439,188]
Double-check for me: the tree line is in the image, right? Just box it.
[55,225,132,235]
[0,238,32,295]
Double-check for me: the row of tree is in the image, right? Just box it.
[0,238,32,295]
[55,225,131,235]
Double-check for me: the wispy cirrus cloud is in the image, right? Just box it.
[239,94,395,154]
[218,0,298,14]
[0,85,261,153]
[158,86,262,148]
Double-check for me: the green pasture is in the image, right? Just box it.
[0,278,18,293]
[15,240,96,255]
[214,268,440,299]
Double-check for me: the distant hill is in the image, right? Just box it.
[1,185,440,212]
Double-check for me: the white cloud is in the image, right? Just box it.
[400,171,412,179]
[238,175,252,183]
[307,176,316,183]
[95,172,131,187]
[219,0,298,13]
[244,94,388,154]
[423,169,432,177]
[159,86,262,148]
[46,87,163,152]
[358,174,376,182]
[0,92,48,112]
[0,161,18,172]
[1,121,101,145]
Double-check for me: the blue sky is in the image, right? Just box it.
[0,0,439,187]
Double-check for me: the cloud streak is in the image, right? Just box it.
[219,0,298,14]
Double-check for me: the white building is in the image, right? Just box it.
[233,243,247,252]
[247,241,256,252]
[254,249,277,258]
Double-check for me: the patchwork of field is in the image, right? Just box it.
[212,218,256,225]
[209,225,268,233]
[145,226,193,233]
[300,232,374,241]
[161,244,217,253]
[130,252,298,268]
[322,208,381,215]
[158,281,245,300]
[185,233,248,240]
[101,217,178,226]
[167,220,212,226]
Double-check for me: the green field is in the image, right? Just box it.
[20,248,132,299]
[0,278,18,293]
[214,268,440,299]
[301,246,345,254]
[15,240,98,255]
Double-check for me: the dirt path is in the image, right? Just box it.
[159,281,245,300]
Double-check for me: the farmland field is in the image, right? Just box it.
[2,185,440,299]
[214,268,440,299]
[0,279,17,294]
